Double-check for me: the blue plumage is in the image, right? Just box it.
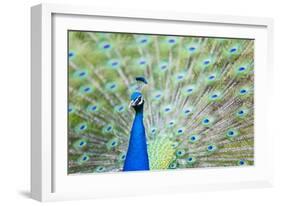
[123,91,150,171]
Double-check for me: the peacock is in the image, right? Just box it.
[67,31,254,174]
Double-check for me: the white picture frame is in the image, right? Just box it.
[31,3,274,202]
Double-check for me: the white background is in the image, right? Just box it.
[0,0,280,205]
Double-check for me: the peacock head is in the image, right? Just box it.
[129,92,144,112]
[129,77,148,112]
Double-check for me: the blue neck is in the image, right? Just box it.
[123,110,150,171]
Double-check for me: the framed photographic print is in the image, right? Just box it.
[31,3,274,201]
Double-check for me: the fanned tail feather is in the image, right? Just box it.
[68,31,254,174]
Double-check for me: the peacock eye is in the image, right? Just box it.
[106,138,119,149]
[168,39,175,43]
[177,75,183,79]
[207,144,217,152]
[186,156,196,164]
[73,138,87,151]
[79,85,93,94]
[87,104,99,113]
[78,154,89,164]
[189,46,196,52]
[103,43,111,49]
[206,73,219,84]
[202,117,211,126]
[203,59,210,65]
[99,41,112,51]
[177,128,184,135]
[75,123,88,133]
[166,37,177,45]
[103,124,113,133]
[161,65,167,70]
[163,105,172,113]
[155,94,161,98]
[238,160,246,166]
[106,82,118,92]
[226,129,238,139]
[80,125,85,130]
[137,36,150,45]
[168,121,175,127]
[68,51,75,58]
[82,155,88,161]
[140,39,147,43]
[95,166,105,172]
[151,128,157,134]
[153,91,163,100]
[209,92,221,101]
[239,67,246,71]
[112,62,118,66]
[117,151,126,162]
[171,142,179,148]
[115,104,125,113]
[189,135,199,143]
[183,85,197,96]
[176,149,185,157]
[230,47,237,53]
[73,69,89,79]
[159,61,169,71]
[235,65,251,76]
[139,59,147,65]
[169,161,177,169]
[68,105,75,113]
[137,96,143,105]
[236,108,248,118]
[239,87,250,95]
[79,72,86,77]
[107,59,121,69]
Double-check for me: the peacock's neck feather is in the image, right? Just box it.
[123,107,150,171]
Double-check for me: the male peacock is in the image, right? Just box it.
[68,31,254,174]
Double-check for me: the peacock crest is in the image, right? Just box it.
[68,31,254,174]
